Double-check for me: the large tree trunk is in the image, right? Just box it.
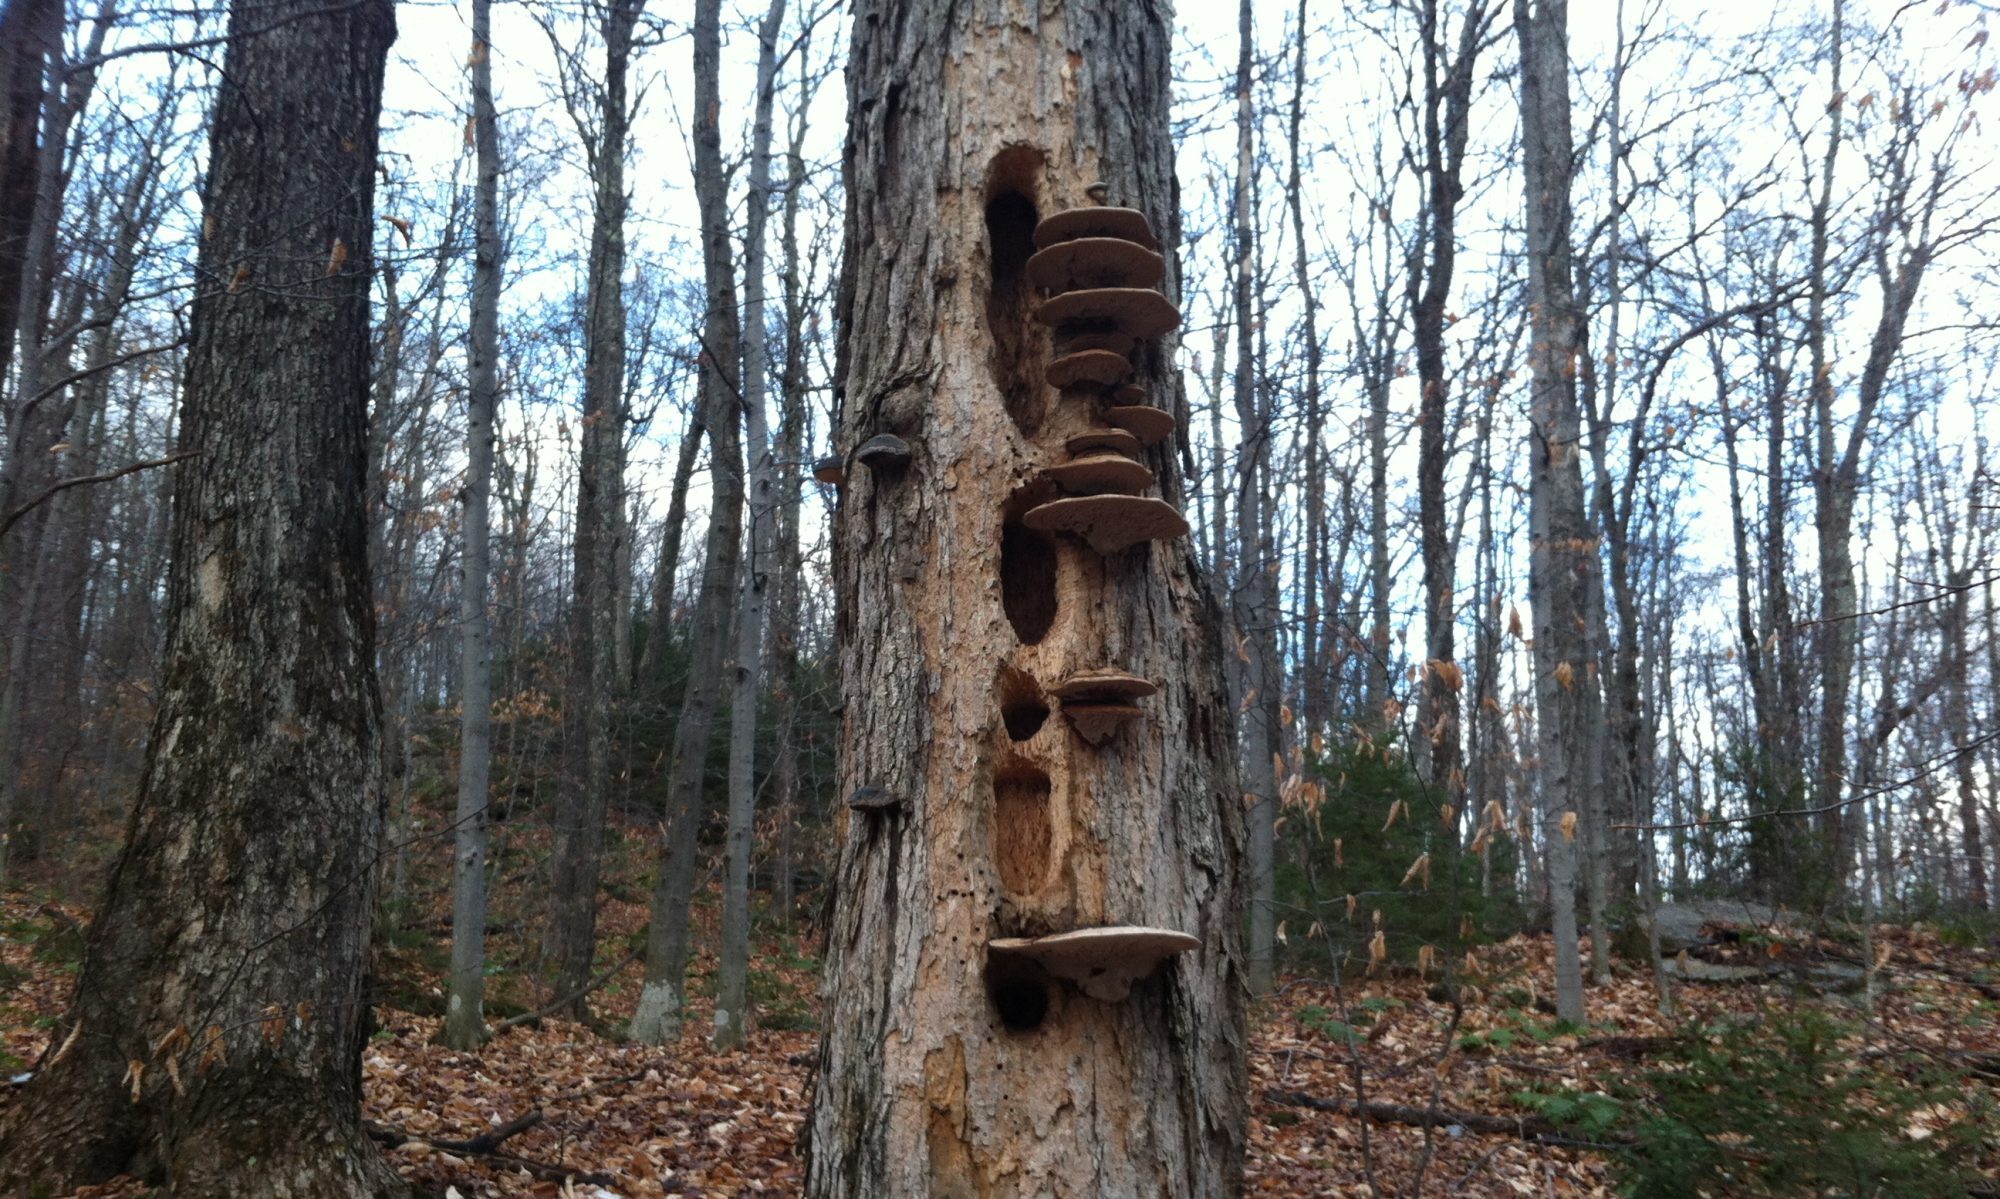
[629,0,745,1045]
[1515,0,1591,1026]
[803,2,1248,1195]
[0,2,404,1193]
[541,0,642,1012]
[444,0,502,1050]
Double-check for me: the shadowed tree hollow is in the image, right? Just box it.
[805,1,1249,1196]
[0,1,406,1194]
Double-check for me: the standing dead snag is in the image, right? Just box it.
[806,3,1247,1196]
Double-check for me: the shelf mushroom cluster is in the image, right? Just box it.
[988,198,1200,1008]
[1021,208,1190,557]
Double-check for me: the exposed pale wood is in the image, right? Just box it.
[806,3,1247,1194]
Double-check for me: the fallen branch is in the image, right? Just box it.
[493,948,641,1034]
[366,1111,615,1186]
[1262,1087,1630,1146]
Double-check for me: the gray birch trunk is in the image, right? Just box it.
[0,2,406,1192]
[803,1,1247,1193]
[1515,0,1589,1025]
[715,0,787,1053]
[541,0,642,1012]
[1232,0,1281,1000]
[443,0,502,1050]
[630,0,745,1045]
[1286,0,1325,734]
[767,36,819,931]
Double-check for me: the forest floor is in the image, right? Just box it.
[5,851,1998,1197]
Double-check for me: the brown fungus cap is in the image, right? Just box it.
[1054,329,1140,357]
[1034,288,1181,340]
[1065,429,1145,458]
[1051,668,1159,702]
[854,433,913,470]
[1103,405,1176,446]
[1031,206,1162,252]
[988,926,1200,1001]
[812,455,847,486]
[1022,494,1190,554]
[1040,451,1154,497]
[1045,349,1131,389]
[1026,237,1166,293]
[1059,702,1144,746]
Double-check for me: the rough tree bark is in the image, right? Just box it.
[0,1,406,1193]
[1515,0,1591,1025]
[542,0,643,1013]
[444,0,502,1050]
[804,1,1248,1194]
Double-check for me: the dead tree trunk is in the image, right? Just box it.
[0,2,405,1193]
[803,1,1247,1194]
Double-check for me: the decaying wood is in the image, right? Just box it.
[366,1111,615,1186]
[1262,1088,1627,1145]
[805,2,1247,1196]
[493,949,642,1034]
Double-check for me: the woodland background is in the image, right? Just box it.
[2,0,2000,1194]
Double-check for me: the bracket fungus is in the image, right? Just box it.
[812,454,847,486]
[847,785,903,813]
[988,926,1200,1001]
[854,433,913,471]
[1046,348,1131,390]
[1054,330,1140,357]
[1026,237,1166,293]
[1059,701,1145,745]
[1051,668,1159,702]
[1023,494,1191,555]
[1102,405,1176,446]
[1065,429,1145,459]
[1031,206,1163,252]
[1034,288,1181,341]
[1040,451,1155,497]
